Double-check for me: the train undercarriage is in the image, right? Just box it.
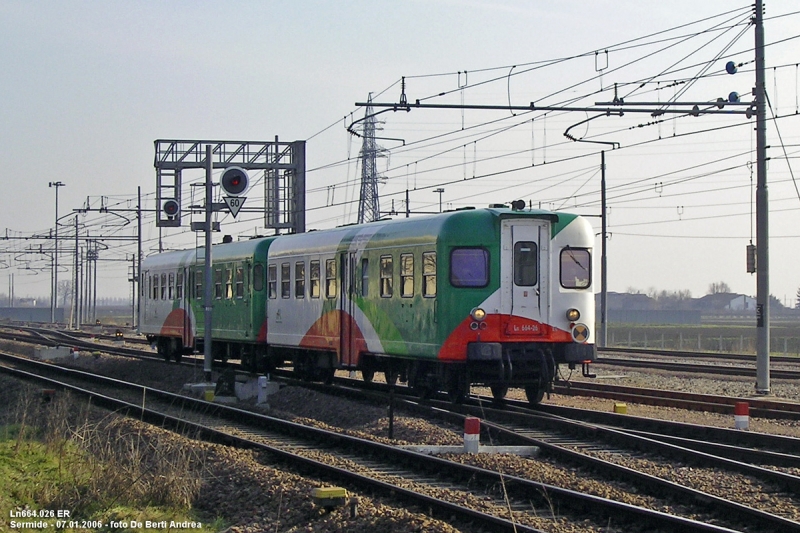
[147,335,591,406]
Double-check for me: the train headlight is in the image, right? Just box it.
[470,307,487,322]
[566,308,581,321]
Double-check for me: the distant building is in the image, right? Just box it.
[727,294,756,311]
[603,292,657,311]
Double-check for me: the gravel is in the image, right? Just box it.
[6,338,800,532]
[547,365,800,437]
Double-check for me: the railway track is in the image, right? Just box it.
[318,373,800,462]
[0,325,154,358]
[1,352,787,533]
[4,324,799,421]
[551,380,800,419]
[595,355,800,379]
[4,322,797,422]
[599,345,800,365]
[281,374,800,532]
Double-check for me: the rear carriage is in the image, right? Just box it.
[139,238,275,367]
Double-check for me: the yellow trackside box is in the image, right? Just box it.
[312,486,348,499]
[312,486,349,509]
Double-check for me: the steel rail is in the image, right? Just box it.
[0,353,742,533]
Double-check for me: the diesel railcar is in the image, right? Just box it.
[139,205,596,404]
[139,237,275,365]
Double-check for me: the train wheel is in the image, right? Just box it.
[409,362,436,400]
[322,368,336,385]
[490,386,508,404]
[360,356,377,383]
[156,338,171,362]
[413,384,433,400]
[525,385,545,405]
[445,367,467,404]
[173,351,183,364]
[384,369,399,386]
[446,381,467,404]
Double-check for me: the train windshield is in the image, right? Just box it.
[450,248,489,287]
[560,248,591,289]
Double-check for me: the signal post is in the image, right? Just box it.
[153,139,306,383]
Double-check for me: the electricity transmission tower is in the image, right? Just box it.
[357,94,386,223]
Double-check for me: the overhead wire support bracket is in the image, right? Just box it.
[562,114,619,350]
[355,100,754,116]
[563,112,623,145]
[346,107,406,145]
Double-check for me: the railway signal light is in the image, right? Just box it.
[220,167,249,196]
[162,199,180,219]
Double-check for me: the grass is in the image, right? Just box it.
[605,323,800,355]
[0,386,226,532]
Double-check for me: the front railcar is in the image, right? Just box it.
[436,207,595,404]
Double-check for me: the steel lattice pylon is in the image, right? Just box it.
[357,95,385,224]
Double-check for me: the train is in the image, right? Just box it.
[138,204,596,404]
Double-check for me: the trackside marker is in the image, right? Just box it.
[734,401,750,430]
[398,416,537,456]
[464,417,480,453]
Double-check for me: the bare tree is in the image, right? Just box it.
[57,280,72,308]
[707,281,731,295]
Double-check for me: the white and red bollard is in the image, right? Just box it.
[734,401,749,430]
[464,416,480,453]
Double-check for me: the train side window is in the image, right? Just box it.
[400,253,414,297]
[195,268,203,299]
[325,259,337,298]
[560,248,591,289]
[160,274,167,299]
[235,267,244,298]
[176,272,183,299]
[360,258,369,297]
[141,272,147,298]
[422,252,436,297]
[281,263,290,298]
[151,275,158,300]
[168,273,175,300]
[450,248,489,288]
[267,265,277,298]
[224,268,233,299]
[310,260,321,298]
[513,241,538,286]
[253,264,265,292]
[214,269,223,299]
[380,255,393,298]
[295,261,305,298]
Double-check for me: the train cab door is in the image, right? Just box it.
[180,266,193,349]
[500,219,549,333]
[338,251,359,367]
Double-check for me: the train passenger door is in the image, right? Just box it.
[501,219,549,332]
[338,251,359,367]
[140,270,149,324]
[180,267,193,348]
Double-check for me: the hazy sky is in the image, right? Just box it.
[1,0,799,305]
